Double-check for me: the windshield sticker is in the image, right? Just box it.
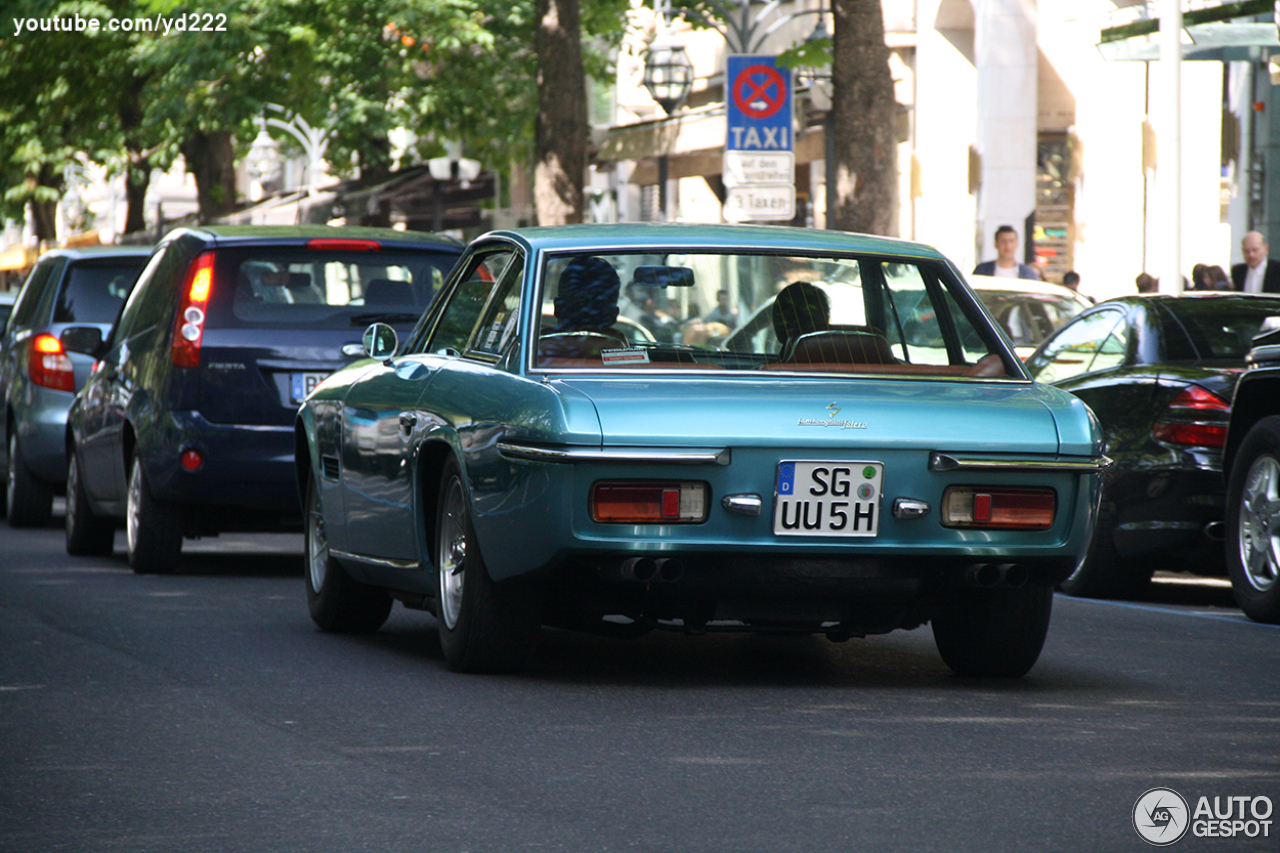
[601,347,651,365]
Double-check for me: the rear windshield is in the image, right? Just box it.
[53,260,146,324]
[532,250,1012,378]
[1158,298,1280,361]
[206,247,458,330]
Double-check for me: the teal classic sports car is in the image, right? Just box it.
[295,224,1105,676]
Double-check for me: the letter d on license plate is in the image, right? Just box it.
[773,460,883,537]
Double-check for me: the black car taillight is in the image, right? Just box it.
[28,333,75,392]
[171,251,215,369]
[1152,385,1229,448]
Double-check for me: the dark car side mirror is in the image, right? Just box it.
[60,326,106,359]
[362,322,398,362]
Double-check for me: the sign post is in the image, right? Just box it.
[723,55,795,223]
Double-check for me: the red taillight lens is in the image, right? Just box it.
[305,238,380,252]
[171,252,215,369]
[591,481,709,523]
[1152,385,1229,448]
[28,334,75,392]
[942,487,1056,530]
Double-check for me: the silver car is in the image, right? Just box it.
[1,246,150,526]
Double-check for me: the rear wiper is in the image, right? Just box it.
[350,312,421,326]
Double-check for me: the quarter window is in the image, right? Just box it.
[1026,310,1125,383]
[428,250,515,355]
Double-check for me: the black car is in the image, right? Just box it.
[1222,326,1280,623]
[64,226,462,572]
[1,246,150,526]
[1026,293,1280,597]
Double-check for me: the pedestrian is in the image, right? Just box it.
[1135,272,1157,294]
[1061,270,1094,303]
[1192,264,1231,291]
[973,225,1042,280]
[702,288,739,330]
[1231,231,1280,293]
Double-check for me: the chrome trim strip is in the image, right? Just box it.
[928,452,1112,473]
[330,550,422,571]
[498,441,731,466]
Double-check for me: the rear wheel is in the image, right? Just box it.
[305,476,391,632]
[126,451,182,574]
[6,432,54,528]
[932,584,1054,678]
[1225,416,1280,623]
[65,450,115,556]
[436,456,541,673]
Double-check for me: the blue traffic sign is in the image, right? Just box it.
[726,55,792,152]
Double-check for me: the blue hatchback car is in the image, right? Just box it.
[296,224,1105,677]
[64,226,462,571]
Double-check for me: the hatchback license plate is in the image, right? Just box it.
[773,460,883,537]
[291,372,329,404]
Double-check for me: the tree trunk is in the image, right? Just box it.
[829,0,899,236]
[27,164,62,243]
[180,130,237,223]
[533,0,586,226]
[123,159,150,235]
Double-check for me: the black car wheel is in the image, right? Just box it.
[304,476,391,632]
[1225,416,1280,623]
[1058,501,1151,599]
[126,451,182,574]
[931,584,1053,677]
[65,450,115,556]
[6,432,54,528]
[435,456,541,673]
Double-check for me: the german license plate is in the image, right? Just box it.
[290,372,329,404]
[773,460,883,537]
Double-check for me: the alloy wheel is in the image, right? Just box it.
[1239,454,1280,593]
[437,476,467,630]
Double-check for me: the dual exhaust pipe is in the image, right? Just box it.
[616,556,684,584]
[964,563,1029,589]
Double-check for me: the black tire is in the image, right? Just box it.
[435,456,541,673]
[126,450,182,574]
[1058,501,1152,599]
[932,584,1054,678]
[304,476,391,632]
[65,449,115,556]
[6,432,54,528]
[1225,416,1280,623]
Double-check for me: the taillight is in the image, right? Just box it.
[28,333,75,392]
[591,481,708,523]
[1152,385,1229,448]
[941,487,1056,530]
[171,251,215,369]
[306,238,380,252]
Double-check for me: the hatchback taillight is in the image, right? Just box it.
[28,333,75,392]
[591,481,708,523]
[1152,385,1229,448]
[171,251,215,369]
[941,487,1056,530]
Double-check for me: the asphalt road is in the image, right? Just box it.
[2,520,1278,853]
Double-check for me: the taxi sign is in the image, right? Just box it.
[726,56,792,152]
[723,185,796,222]
[723,151,795,187]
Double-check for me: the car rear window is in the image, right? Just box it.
[532,250,1011,378]
[1159,298,1280,361]
[206,247,457,330]
[53,260,146,324]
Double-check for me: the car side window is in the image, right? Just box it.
[470,255,524,357]
[427,250,514,355]
[111,245,175,347]
[9,258,63,332]
[1026,309,1125,383]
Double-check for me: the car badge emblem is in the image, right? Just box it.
[798,401,866,430]
[827,402,841,419]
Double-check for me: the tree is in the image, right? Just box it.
[534,0,588,225]
[829,0,898,235]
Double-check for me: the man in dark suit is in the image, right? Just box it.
[1231,231,1280,293]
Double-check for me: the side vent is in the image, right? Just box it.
[321,455,341,481]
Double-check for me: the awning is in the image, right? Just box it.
[0,244,37,272]
[1098,0,1278,62]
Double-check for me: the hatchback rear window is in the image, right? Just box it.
[53,261,146,324]
[206,247,457,330]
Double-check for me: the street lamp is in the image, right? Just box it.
[642,25,693,220]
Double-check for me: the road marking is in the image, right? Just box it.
[1065,596,1280,628]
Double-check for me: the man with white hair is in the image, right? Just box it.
[1231,231,1280,293]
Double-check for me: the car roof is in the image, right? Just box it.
[164,224,464,250]
[477,223,949,260]
[32,245,154,262]
[966,274,1088,301]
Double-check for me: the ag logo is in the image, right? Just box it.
[1133,787,1190,846]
